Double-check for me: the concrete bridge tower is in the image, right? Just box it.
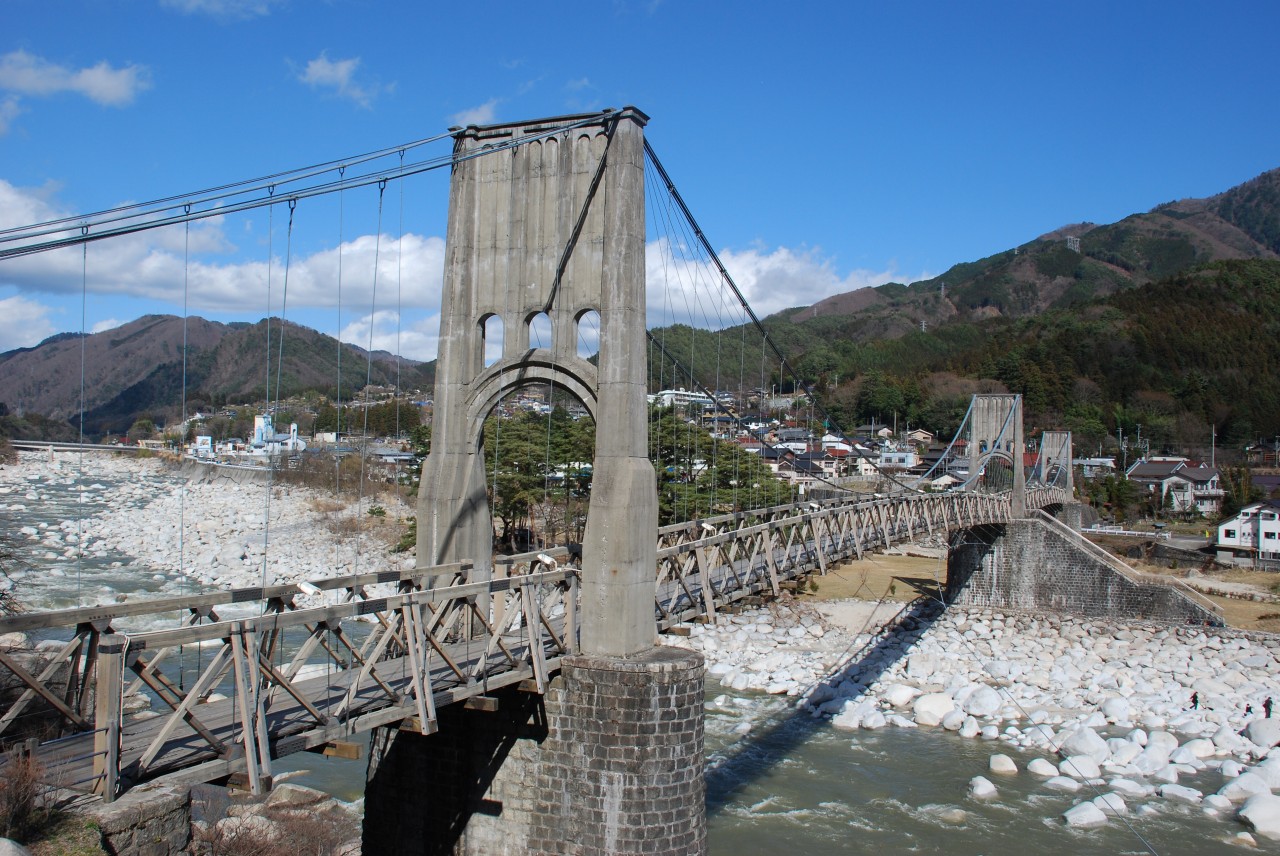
[366,108,705,855]
[968,394,1026,518]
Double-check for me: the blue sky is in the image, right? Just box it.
[0,0,1276,359]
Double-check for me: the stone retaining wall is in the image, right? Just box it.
[947,518,1219,624]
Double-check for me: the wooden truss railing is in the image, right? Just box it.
[1,488,1067,801]
[652,488,1067,628]
[2,558,575,802]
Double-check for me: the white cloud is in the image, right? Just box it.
[0,50,151,107]
[340,309,441,363]
[296,52,381,108]
[160,0,285,19]
[449,99,499,127]
[90,318,123,334]
[0,178,447,331]
[0,95,21,135]
[0,295,57,352]
[645,238,908,328]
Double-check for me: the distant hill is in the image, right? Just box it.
[784,167,1280,338]
[0,315,436,437]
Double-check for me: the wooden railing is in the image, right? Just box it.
[0,487,1070,800]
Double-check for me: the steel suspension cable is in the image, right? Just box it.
[358,180,388,567]
[643,140,849,441]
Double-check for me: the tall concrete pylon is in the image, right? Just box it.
[416,106,658,657]
[1039,430,1074,495]
[968,394,1026,517]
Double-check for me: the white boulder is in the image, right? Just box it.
[913,693,955,727]
[1158,784,1202,805]
[1027,758,1058,777]
[964,686,1003,717]
[989,754,1017,775]
[968,776,997,799]
[1219,771,1272,803]
[1239,792,1280,840]
[1246,718,1280,749]
[1058,727,1110,764]
[1043,776,1081,793]
[1092,793,1127,816]
[1063,801,1108,828]
[1060,754,1101,780]
[881,683,918,708]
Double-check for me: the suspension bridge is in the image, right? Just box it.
[0,108,1206,855]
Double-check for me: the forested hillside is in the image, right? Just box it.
[766,259,1280,451]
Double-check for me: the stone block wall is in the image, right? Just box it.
[527,648,705,856]
[87,780,190,856]
[947,518,1219,624]
[364,647,706,856]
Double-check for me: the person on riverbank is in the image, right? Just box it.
[1191,691,1199,709]
[1266,697,1274,718]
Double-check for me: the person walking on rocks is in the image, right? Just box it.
[1191,691,1199,710]
[1266,697,1274,718]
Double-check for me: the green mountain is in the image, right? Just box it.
[0,315,436,437]
[650,168,1280,452]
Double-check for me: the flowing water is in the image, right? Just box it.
[4,458,1274,854]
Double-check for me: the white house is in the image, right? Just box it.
[878,448,919,470]
[1076,457,1117,479]
[1217,500,1280,565]
[649,388,714,409]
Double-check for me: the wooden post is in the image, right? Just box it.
[93,633,124,803]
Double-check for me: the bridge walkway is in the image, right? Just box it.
[3,488,1066,799]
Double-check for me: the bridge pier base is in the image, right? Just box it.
[363,647,706,855]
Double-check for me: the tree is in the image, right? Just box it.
[127,418,156,441]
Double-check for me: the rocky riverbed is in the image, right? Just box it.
[0,451,412,614]
[8,450,1280,846]
[665,595,1280,844]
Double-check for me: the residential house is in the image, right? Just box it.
[1217,500,1280,565]
[1125,457,1224,516]
[1076,457,1117,479]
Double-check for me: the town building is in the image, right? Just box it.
[1217,500,1280,566]
[1125,457,1223,516]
